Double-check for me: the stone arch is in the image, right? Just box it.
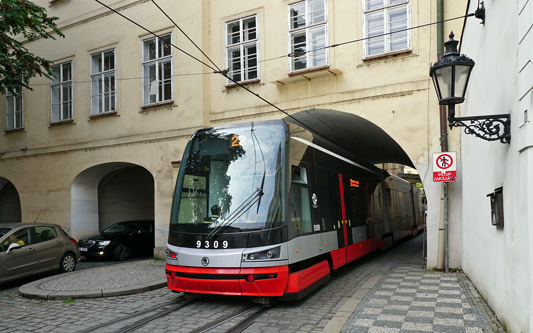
[0,178,22,223]
[71,163,154,240]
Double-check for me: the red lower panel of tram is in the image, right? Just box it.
[166,265,289,296]
[330,238,382,269]
[284,260,330,294]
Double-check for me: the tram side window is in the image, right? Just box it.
[289,165,312,235]
[371,185,384,235]
[316,167,336,232]
[346,185,367,227]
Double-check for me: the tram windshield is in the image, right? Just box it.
[170,121,287,233]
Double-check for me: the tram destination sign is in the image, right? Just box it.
[433,152,457,182]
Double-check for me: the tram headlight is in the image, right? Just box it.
[244,246,281,261]
[165,248,178,264]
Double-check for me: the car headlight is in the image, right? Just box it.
[97,240,111,246]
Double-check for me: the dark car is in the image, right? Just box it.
[0,223,80,284]
[78,220,154,261]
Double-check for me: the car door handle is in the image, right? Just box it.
[27,247,35,253]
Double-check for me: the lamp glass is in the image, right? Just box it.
[455,64,472,99]
[434,66,453,100]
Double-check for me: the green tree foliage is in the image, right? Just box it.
[0,0,64,93]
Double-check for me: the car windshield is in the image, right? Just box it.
[102,222,142,234]
[170,121,287,232]
[0,227,13,238]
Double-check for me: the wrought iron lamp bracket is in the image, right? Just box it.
[449,113,511,144]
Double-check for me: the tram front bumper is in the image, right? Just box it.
[165,264,289,297]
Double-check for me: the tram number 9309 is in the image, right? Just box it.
[197,240,229,249]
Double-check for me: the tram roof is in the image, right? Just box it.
[285,109,414,168]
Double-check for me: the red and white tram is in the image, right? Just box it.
[165,119,424,303]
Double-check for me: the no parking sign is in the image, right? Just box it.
[433,152,457,182]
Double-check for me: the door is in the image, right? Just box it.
[337,174,372,264]
[34,225,64,271]
[343,177,370,261]
[336,174,349,266]
[0,227,38,281]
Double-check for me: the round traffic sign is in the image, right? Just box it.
[436,154,453,169]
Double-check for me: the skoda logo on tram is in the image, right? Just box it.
[201,257,210,266]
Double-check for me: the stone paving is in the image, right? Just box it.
[0,235,506,332]
[341,266,505,332]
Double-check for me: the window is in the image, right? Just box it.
[289,165,312,235]
[288,0,328,72]
[363,0,410,58]
[51,61,73,122]
[0,228,31,252]
[226,15,259,84]
[488,187,504,227]
[142,33,173,106]
[36,226,57,242]
[91,49,116,115]
[5,84,23,130]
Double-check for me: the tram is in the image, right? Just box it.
[165,119,424,303]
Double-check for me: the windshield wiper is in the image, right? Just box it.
[251,125,266,214]
[206,188,264,241]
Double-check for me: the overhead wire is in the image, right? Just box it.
[94,0,217,72]
[26,72,217,88]
[92,0,474,136]
[150,0,222,73]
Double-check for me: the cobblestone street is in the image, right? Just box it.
[0,235,505,332]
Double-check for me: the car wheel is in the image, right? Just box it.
[114,244,130,261]
[60,253,77,273]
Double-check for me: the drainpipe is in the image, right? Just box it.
[435,0,448,272]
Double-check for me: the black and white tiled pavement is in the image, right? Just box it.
[342,266,505,332]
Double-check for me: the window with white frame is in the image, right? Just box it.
[91,49,116,115]
[5,84,23,130]
[363,0,410,58]
[288,0,328,72]
[142,33,173,106]
[226,15,259,84]
[51,61,73,122]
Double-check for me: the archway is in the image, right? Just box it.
[285,109,414,167]
[71,163,154,240]
[0,178,22,223]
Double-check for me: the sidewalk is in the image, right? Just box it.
[335,266,505,332]
[19,259,166,300]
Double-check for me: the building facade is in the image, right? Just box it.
[0,1,465,269]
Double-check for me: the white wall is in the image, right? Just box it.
[460,0,532,331]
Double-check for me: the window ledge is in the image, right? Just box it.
[5,128,24,134]
[272,67,342,86]
[363,49,412,62]
[225,79,260,89]
[140,100,175,113]
[89,111,118,120]
[50,119,74,127]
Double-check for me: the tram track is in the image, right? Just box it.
[189,304,267,333]
[77,298,192,333]
[76,295,268,333]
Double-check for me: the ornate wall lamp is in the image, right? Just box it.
[429,32,511,144]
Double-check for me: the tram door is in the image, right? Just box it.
[334,174,348,266]
[337,174,370,264]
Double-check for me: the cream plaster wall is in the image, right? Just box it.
[1,0,467,265]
